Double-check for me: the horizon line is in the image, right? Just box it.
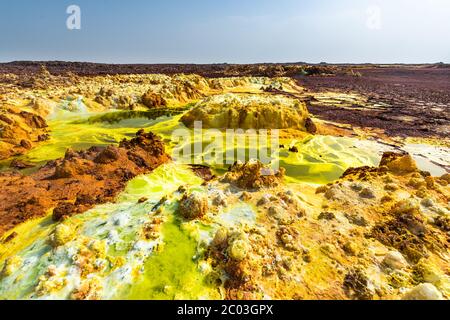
[0,60,448,66]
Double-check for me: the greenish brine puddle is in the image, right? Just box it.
[126,216,219,300]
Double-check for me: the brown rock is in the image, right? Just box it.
[20,139,32,149]
[179,191,208,220]
[288,146,299,153]
[52,202,78,221]
[142,91,167,108]
[94,146,120,164]
[221,160,285,189]
[9,159,34,170]
[0,130,170,236]
[0,114,13,125]
[189,164,215,181]
[138,197,148,204]
[379,152,418,173]
[305,117,317,134]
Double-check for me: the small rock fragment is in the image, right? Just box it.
[402,283,443,300]
[383,251,408,270]
[318,212,335,220]
[228,239,250,261]
[359,188,375,199]
[179,191,208,220]
[343,242,358,256]
[49,223,76,247]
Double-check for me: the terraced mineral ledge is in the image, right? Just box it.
[0,65,448,300]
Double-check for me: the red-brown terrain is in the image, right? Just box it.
[0,130,170,236]
[296,66,450,138]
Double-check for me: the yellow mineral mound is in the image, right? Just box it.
[180,93,312,130]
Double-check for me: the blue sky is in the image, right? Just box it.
[1,0,449,63]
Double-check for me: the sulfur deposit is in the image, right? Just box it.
[180,93,312,131]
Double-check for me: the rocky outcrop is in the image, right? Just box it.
[402,283,444,300]
[178,191,209,220]
[314,152,449,300]
[221,160,285,189]
[0,130,170,235]
[202,152,448,301]
[0,107,49,160]
[379,152,418,174]
[180,93,311,130]
[141,91,167,108]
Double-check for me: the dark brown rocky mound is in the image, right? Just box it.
[0,130,170,236]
